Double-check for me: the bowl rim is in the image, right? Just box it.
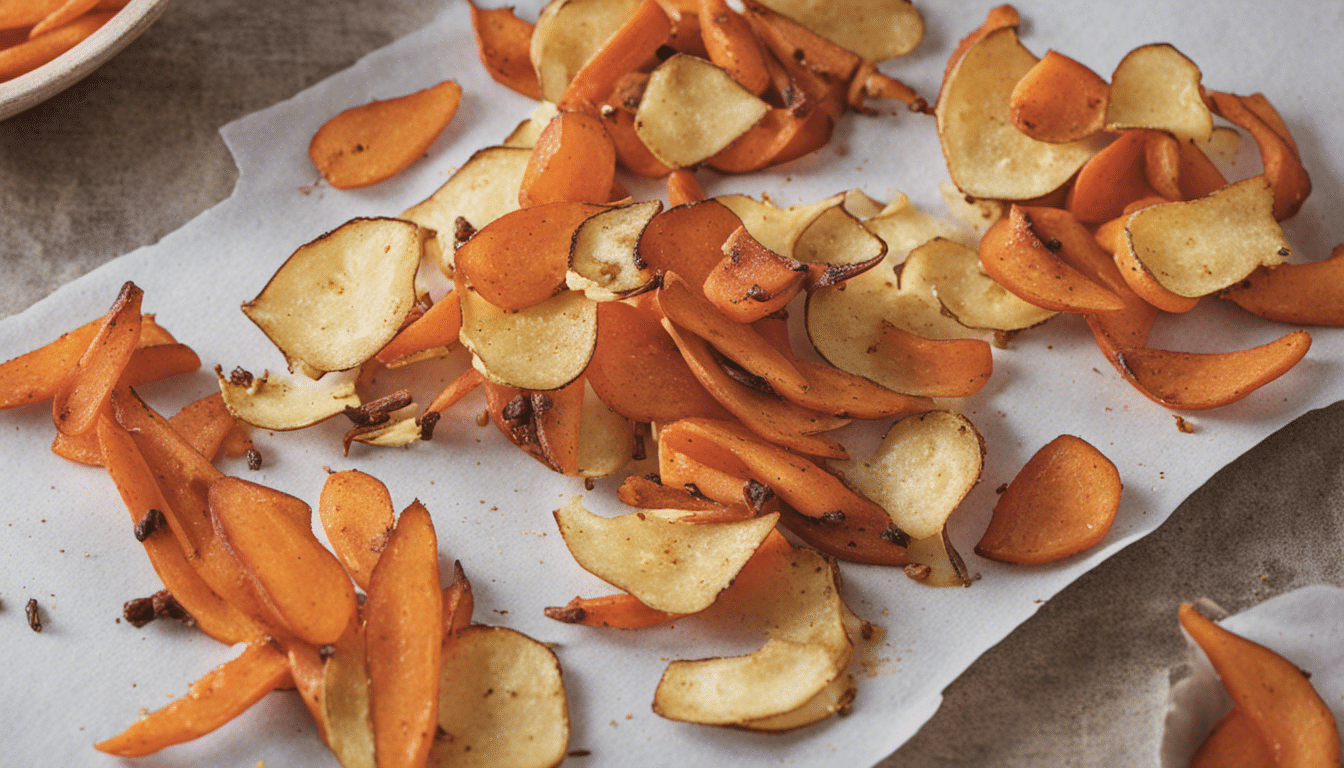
[0,0,173,121]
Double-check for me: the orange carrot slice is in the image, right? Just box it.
[585,300,729,424]
[1209,91,1311,221]
[1178,603,1341,768]
[702,226,808,323]
[1067,129,1161,224]
[365,500,443,768]
[0,316,101,409]
[0,0,63,30]
[656,271,809,399]
[518,111,617,207]
[739,0,860,85]
[616,473,752,518]
[167,392,236,461]
[52,281,142,437]
[454,201,605,311]
[545,593,687,628]
[309,80,463,190]
[1189,707,1275,768]
[663,319,849,459]
[95,642,291,757]
[974,434,1121,564]
[121,343,201,387]
[374,290,462,367]
[708,106,811,174]
[96,414,264,646]
[534,376,585,475]
[638,199,744,291]
[209,476,358,646]
[698,0,770,96]
[1116,331,1311,410]
[848,60,925,112]
[467,0,542,100]
[1143,130,1183,201]
[318,469,396,592]
[282,639,330,745]
[558,0,671,114]
[871,322,993,398]
[1220,244,1344,326]
[665,168,705,206]
[0,11,111,82]
[426,366,486,414]
[1175,138,1228,201]
[978,207,1125,313]
[28,0,99,38]
[1113,237,1201,314]
[1009,49,1109,143]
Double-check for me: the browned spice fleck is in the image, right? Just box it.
[25,598,41,632]
[133,508,166,542]
[246,447,263,470]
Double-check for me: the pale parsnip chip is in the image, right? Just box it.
[459,289,597,390]
[841,188,886,220]
[216,367,360,431]
[430,625,569,768]
[400,145,532,275]
[634,54,770,169]
[900,237,1057,332]
[792,204,888,287]
[503,101,561,148]
[939,181,1006,236]
[321,626,375,768]
[552,497,779,614]
[241,218,423,375]
[737,672,856,732]
[936,26,1104,200]
[904,529,973,588]
[653,639,842,725]
[344,404,425,451]
[576,381,634,478]
[717,192,844,259]
[1125,176,1291,297]
[837,410,985,540]
[566,200,661,301]
[1105,43,1213,142]
[751,0,923,61]
[530,0,642,103]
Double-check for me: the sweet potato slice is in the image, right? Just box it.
[558,0,671,113]
[868,322,993,398]
[533,376,585,475]
[209,476,359,647]
[1189,707,1275,768]
[662,319,849,459]
[701,226,808,323]
[1209,90,1312,221]
[1178,603,1341,768]
[53,281,143,437]
[168,392,237,461]
[545,593,686,628]
[28,0,100,38]
[978,207,1125,313]
[95,643,290,757]
[364,500,443,768]
[658,442,762,511]
[707,106,812,174]
[0,315,101,410]
[1143,130,1183,201]
[1220,245,1344,326]
[374,290,462,368]
[601,104,675,179]
[615,473,753,519]
[468,0,542,99]
[666,168,705,206]
[739,0,860,84]
[1067,129,1161,224]
[698,0,770,95]
[974,434,1121,564]
[309,80,463,190]
[1175,137,1229,201]
[518,111,617,207]
[1116,330,1311,410]
[96,414,264,646]
[0,11,112,82]
[442,560,474,636]
[455,201,606,311]
[1009,49,1109,143]
[319,469,396,592]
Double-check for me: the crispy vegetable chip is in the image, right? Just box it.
[309,81,463,189]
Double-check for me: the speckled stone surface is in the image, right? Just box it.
[2,2,1340,765]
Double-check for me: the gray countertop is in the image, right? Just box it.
[3,1,1341,765]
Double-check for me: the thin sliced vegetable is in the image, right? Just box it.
[319,469,396,592]
[53,281,143,437]
[545,593,686,628]
[518,111,617,207]
[1221,245,1344,326]
[1009,49,1109,143]
[1116,331,1311,410]
[468,0,543,99]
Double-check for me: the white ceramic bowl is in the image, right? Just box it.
[0,0,171,121]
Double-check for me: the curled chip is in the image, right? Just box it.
[216,367,361,431]
[1104,43,1212,142]
[459,288,598,391]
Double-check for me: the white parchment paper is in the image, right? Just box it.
[2,1,1342,766]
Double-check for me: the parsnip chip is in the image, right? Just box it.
[530,0,642,103]
[938,182,1006,236]
[904,529,973,588]
[343,404,425,451]
[837,410,985,540]
[575,380,634,478]
[321,624,376,768]
[737,673,856,732]
[792,205,887,288]
[936,26,1104,200]
[749,0,923,62]
[717,192,843,259]
[553,497,779,614]
[400,145,532,274]
[503,101,562,148]
[567,200,661,301]
[430,625,570,768]
[1124,176,1291,298]
[241,217,424,375]
[1105,43,1213,142]
[901,236,1059,330]
[216,366,360,431]
[459,288,597,390]
[634,53,770,168]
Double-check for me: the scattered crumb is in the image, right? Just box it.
[1173,415,1195,433]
